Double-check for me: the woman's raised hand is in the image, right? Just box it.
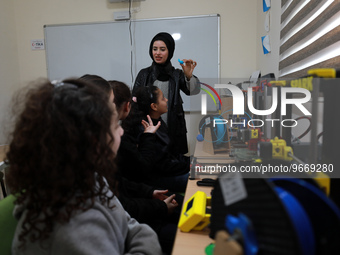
[141,115,161,133]
[179,59,197,80]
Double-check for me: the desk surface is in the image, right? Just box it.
[193,140,234,164]
[172,179,213,255]
[172,138,234,254]
[191,137,235,180]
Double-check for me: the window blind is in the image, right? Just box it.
[279,0,340,78]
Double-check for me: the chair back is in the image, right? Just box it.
[0,195,17,255]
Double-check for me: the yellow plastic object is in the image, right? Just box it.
[311,172,330,196]
[270,78,314,91]
[308,68,336,78]
[290,76,314,91]
[271,137,293,161]
[269,80,287,87]
[178,191,211,232]
[251,129,259,139]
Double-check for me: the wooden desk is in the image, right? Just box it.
[190,138,235,180]
[172,179,213,255]
[172,140,235,254]
[194,140,234,164]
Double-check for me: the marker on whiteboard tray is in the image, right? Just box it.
[178,58,184,64]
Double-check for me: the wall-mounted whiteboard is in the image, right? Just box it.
[44,14,220,111]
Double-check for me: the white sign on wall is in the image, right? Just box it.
[31,39,45,50]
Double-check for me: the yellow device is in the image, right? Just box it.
[251,129,259,139]
[310,172,330,196]
[269,80,287,87]
[178,191,211,232]
[307,68,336,78]
[271,137,294,161]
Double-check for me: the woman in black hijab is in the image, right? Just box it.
[133,32,200,155]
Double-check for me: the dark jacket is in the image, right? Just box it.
[118,177,168,224]
[117,132,157,183]
[116,132,168,224]
[145,117,189,177]
[133,65,200,154]
[117,124,188,183]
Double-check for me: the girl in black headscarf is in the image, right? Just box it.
[133,32,200,155]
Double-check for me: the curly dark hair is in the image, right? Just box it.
[5,78,118,246]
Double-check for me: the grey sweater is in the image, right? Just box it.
[12,192,162,255]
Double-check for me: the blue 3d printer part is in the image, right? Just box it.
[225,213,258,255]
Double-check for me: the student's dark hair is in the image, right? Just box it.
[121,85,159,134]
[109,80,132,111]
[79,74,112,95]
[135,85,159,115]
[5,78,118,246]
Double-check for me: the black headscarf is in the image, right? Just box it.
[149,32,175,81]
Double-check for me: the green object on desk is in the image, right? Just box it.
[205,243,215,255]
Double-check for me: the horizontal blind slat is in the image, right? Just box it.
[281,0,325,39]
[282,0,290,8]
[280,41,340,76]
[281,0,302,25]
[280,55,340,78]
[279,26,340,70]
[280,1,340,55]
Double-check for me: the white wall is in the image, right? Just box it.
[0,1,20,144]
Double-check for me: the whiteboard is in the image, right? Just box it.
[44,14,220,111]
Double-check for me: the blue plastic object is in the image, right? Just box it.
[198,115,233,146]
[213,116,227,145]
[274,186,315,255]
[225,213,258,255]
[196,134,204,142]
[271,178,340,254]
[178,58,184,64]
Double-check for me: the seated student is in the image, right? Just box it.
[80,75,179,254]
[122,85,189,193]
[5,78,162,255]
[110,81,160,183]
[110,80,182,255]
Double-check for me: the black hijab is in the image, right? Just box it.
[149,32,175,81]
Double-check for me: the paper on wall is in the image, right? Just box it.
[263,0,271,12]
[261,35,271,54]
[265,11,270,32]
